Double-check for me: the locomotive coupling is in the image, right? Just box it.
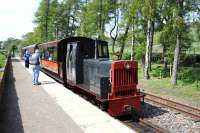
[123,105,133,113]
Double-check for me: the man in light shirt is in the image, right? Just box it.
[30,45,41,85]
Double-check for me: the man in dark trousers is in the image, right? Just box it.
[24,49,30,68]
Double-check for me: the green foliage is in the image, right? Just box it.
[34,0,69,41]
[3,37,21,52]
[4,0,199,86]
[122,52,131,60]
[178,67,200,85]
[0,53,6,68]
[151,65,170,78]
[134,43,145,61]
[20,30,42,49]
[79,0,114,39]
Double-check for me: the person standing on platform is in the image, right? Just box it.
[30,45,41,85]
[24,49,30,68]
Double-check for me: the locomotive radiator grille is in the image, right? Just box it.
[113,68,138,96]
[114,68,137,86]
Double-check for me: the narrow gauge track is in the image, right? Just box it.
[123,119,169,133]
[144,93,200,121]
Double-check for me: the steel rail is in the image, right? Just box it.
[123,119,169,133]
[144,93,200,121]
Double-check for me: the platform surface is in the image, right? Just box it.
[0,58,135,133]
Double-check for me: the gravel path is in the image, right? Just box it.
[142,102,200,133]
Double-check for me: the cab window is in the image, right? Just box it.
[98,43,108,58]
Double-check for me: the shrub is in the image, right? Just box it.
[0,53,6,68]
[122,52,131,60]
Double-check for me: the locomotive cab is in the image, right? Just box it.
[62,37,109,85]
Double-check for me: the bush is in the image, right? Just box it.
[178,68,200,84]
[151,65,170,78]
[152,66,164,77]
[0,53,6,68]
[122,52,131,60]
[135,44,145,61]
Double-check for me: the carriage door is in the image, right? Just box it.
[66,43,77,83]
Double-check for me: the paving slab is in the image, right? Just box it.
[0,58,83,133]
[0,58,136,133]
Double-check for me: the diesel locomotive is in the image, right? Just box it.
[22,37,142,117]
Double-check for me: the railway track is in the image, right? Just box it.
[43,68,168,132]
[123,119,169,133]
[144,93,200,121]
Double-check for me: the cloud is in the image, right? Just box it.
[0,0,39,41]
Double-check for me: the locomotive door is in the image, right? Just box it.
[66,43,77,83]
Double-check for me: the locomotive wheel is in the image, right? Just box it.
[99,104,106,111]
[131,107,140,122]
[91,99,97,105]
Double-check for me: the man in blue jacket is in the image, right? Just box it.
[24,49,30,68]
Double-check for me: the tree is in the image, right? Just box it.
[171,0,199,85]
[34,0,60,42]
[142,0,160,79]
[109,0,119,56]
[79,0,114,39]
[0,41,3,49]
[3,37,21,53]
[116,0,142,60]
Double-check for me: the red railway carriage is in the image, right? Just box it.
[23,37,142,117]
[38,40,59,74]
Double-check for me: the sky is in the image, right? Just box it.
[0,0,40,41]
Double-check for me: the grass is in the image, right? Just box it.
[138,64,200,107]
[0,53,6,68]
[0,53,6,78]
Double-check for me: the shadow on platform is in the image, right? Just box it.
[0,60,24,133]
[12,58,21,62]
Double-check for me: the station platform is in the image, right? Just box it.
[0,58,135,133]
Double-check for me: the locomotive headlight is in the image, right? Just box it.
[125,63,131,69]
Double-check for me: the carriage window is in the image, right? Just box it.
[45,47,57,61]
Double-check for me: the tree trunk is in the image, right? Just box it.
[149,21,154,71]
[163,45,167,70]
[45,0,50,41]
[144,20,154,79]
[118,23,130,60]
[171,34,181,85]
[98,0,103,39]
[131,23,135,61]
[110,4,119,55]
[71,15,75,36]
[164,58,167,70]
